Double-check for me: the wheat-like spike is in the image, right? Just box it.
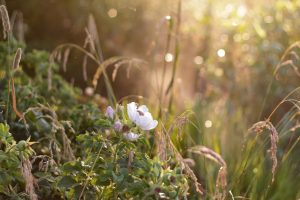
[13,48,22,69]
[250,120,279,182]
[0,5,11,39]
[189,146,227,199]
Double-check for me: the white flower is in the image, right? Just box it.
[124,132,139,141]
[127,102,158,130]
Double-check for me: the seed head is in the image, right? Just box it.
[13,48,22,69]
[0,5,11,39]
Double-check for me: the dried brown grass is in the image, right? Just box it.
[0,5,10,39]
[249,120,279,182]
[158,112,205,195]
[21,158,38,200]
[188,146,227,200]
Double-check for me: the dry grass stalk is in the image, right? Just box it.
[250,120,279,182]
[84,28,97,57]
[82,55,88,81]
[171,141,205,195]
[24,105,75,162]
[14,11,24,42]
[182,158,196,167]
[92,57,144,89]
[155,131,167,162]
[0,5,11,39]
[62,48,70,72]
[61,129,75,161]
[166,111,190,140]
[13,48,22,69]
[274,42,300,79]
[188,146,227,200]
[112,64,121,82]
[21,158,38,200]
[159,111,204,194]
[189,146,226,167]
[11,78,23,119]
[87,14,104,62]
[11,48,24,119]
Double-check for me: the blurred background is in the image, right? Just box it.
[6,0,300,141]
[6,0,300,119]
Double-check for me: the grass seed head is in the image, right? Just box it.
[13,48,22,69]
[0,5,10,39]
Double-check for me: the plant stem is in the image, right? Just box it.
[79,143,103,199]
[158,15,173,118]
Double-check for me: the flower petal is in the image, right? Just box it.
[105,106,114,119]
[142,119,158,130]
[124,132,139,141]
[138,105,149,113]
[136,112,153,130]
[127,102,138,122]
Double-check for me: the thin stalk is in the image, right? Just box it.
[78,143,103,199]
[158,16,173,117]
[5,31,11,121]
[52,44,117,105]
[166,0,182,112]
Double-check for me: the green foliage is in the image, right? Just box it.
[0,39,191,199]
[0,123,35,197]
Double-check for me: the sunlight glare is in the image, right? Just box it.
[165,53,173,62]
[237,5,247,18]
[217,49,226,58]
[205,120,212,128]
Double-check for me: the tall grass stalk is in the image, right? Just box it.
[166,0,181,113]
[0,4,12,121]
[158,14,173,117]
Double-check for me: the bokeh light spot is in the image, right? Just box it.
[237,5,247,18]
[165,53,173,62]
[215,68,224,77]
[108,8,118,18]
[217,49,226,58]
[205,120,212,128]
[194,56,203,65]
[165,15,172,20]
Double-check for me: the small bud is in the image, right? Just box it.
[113,120,123,132]
[123,132,139,141]
[105,106,114,119]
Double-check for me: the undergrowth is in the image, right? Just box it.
[1,3,300,200]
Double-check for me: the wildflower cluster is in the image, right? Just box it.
[105,102,158,141]
[52,102,189,199]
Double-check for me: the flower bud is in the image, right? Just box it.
[113,120,123,132]
[123,132,139,141]
[105,106,114,119]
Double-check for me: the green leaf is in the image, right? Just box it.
[112,171,124,183]
[57,176,77,188]
[95,119,111,128]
